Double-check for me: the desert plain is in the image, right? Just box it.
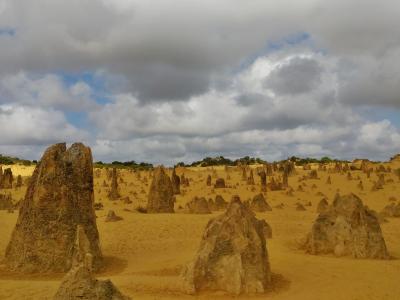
[0,150,400,300]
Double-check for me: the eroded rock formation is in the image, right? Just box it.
[182,196,271,295]
[147,166,175,213]
[304,193,389,259]
[5,143,102,273]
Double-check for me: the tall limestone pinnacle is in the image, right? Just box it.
[147,166,175,213]
[5,143,102,273]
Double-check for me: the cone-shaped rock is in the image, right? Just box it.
[182,196,271,295]
[214,195,227,210]
[5,143,102,273]
[250,193,272,212]
[317,198,329,213]
[147,166,174,213]
[304,193,389,259]
[185,197,211,214]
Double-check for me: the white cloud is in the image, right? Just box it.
[0,105,88,145]
[0,72,98,111]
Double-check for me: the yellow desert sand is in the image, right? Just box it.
[1,150,400,300]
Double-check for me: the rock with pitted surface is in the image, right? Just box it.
[147,166,174,213]
[182,196,271,295]
[304,193,389,259]
[5,143,102,273]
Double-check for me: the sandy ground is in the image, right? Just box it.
[0,161,400,299]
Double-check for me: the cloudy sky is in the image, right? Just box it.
[0,0,399,164]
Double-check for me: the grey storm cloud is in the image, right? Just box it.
[264,57,323,95]
[1,0,400,105]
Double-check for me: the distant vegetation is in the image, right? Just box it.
[0,154,36,166]
[287,156,345,165]
[175,155,350,168]
[94,160,153,170]
[176,156,267,167]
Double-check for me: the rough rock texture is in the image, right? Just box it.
[186,197,211,214]
[214,178,226,188]
[54,226,130,300]
[182,196,271,295]
[5,143,102,273]
[1,167,13,189]
[250,193,272,212]
[0,193,13,210]
[171,168,181,195]
[54,264,130,300]
[147,166,175,213]
[108,168,120,200]
[304,193,389,259]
